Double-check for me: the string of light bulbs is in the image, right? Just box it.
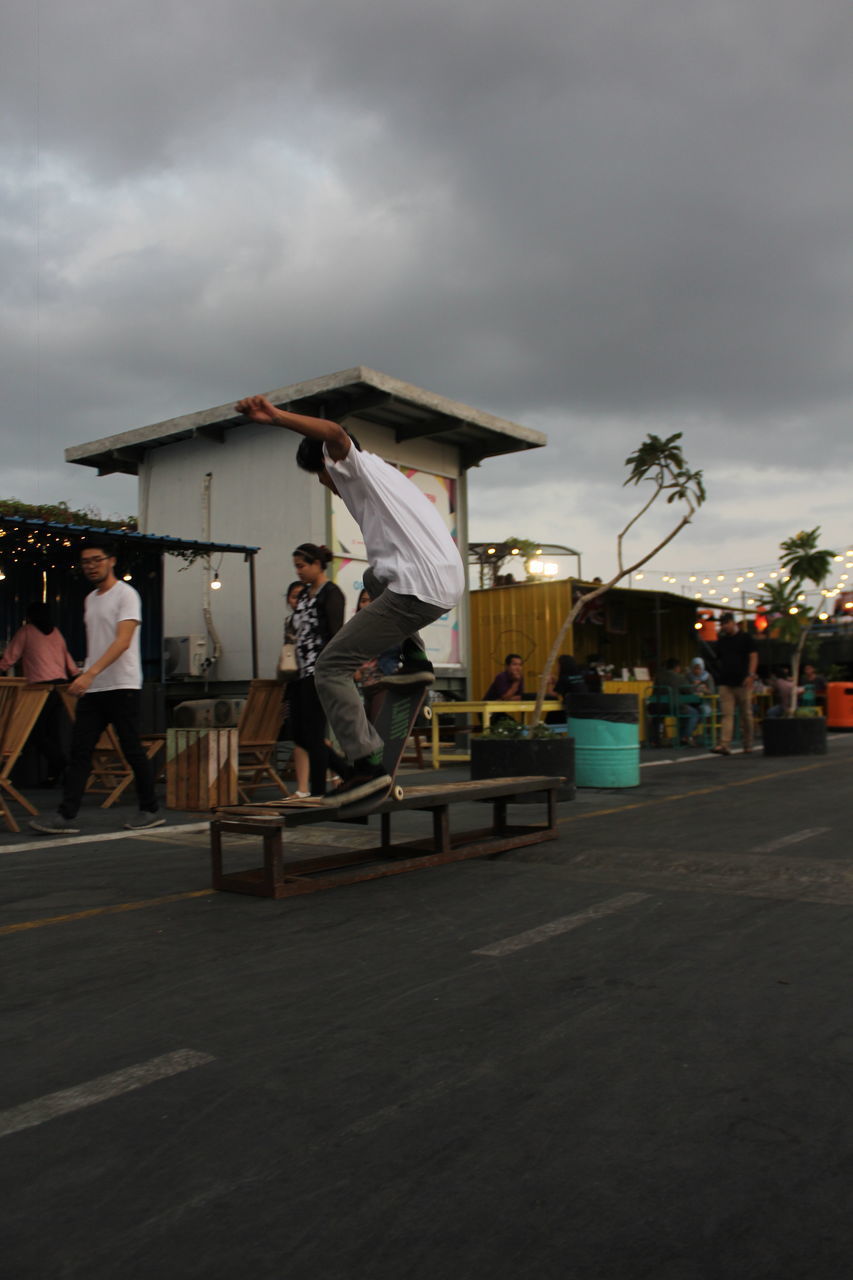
[631,547,853,614]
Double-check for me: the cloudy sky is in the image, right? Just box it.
[4,0,852,598]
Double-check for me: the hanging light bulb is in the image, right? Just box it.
[211,571,222,591]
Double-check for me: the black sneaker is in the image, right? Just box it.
[321,759,391,806]
[29,811,80,835]
[124,811,167,830]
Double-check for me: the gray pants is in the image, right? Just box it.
[314,568,446,761]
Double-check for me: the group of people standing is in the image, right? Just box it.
[2,387,465,831]
[2,539,166,834]
[279,545,408,800]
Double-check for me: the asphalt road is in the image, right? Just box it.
[2,739,853,1279]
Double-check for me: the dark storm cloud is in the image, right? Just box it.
[1,0,851,563]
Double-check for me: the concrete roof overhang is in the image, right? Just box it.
[66,366,548,477]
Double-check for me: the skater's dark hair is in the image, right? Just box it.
[504,653,522,666]
[296,430,362,474]
[292,543,333,569]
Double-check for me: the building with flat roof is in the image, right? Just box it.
[67,367,547,686]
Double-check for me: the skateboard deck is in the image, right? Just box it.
[329,682,430,818]
[221,684,430,820]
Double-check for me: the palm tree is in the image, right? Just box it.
[532,433,706,725]
[760,528,835,715]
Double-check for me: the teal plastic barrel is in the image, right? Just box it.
[566,692,640,788]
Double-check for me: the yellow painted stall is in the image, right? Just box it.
[469,579,699,698]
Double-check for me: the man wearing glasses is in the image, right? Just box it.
[30,538,164,834]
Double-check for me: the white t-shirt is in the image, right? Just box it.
[324,445,465,610]
[83,580,143,691]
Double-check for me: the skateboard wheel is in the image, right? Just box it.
[393,784,405,802]
[423,705,432,721]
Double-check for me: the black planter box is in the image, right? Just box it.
[762,716,827,756]
[470,736,575,801]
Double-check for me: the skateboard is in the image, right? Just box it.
[240,683,431,820]
[330,682,431,818]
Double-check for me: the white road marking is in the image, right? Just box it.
[641,752,716,767]
[0,1049,215,1139]
[0,823,209,855]
[472,892,651,957]
[751,827,830,853]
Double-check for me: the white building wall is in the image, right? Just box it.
[138,417,467,682]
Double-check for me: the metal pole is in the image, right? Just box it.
[248,552,259,678]
[654,592,662,673]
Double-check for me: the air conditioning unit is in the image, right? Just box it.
[173,699,217,728]
[164,634,209,678]
[214,697,246,726]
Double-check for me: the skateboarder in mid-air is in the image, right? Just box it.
[235,394,465,806]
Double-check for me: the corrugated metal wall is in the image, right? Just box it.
[470,580,697,696]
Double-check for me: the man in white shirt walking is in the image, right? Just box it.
[235,393,465,805]
[30,539,164,834]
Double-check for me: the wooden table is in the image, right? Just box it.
[428,700,562,768]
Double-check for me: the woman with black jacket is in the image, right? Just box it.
[288,543,345,797]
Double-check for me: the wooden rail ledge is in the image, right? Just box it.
[210,775,563,900]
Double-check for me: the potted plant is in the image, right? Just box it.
[759,528,834,756]
[470,716,575,801]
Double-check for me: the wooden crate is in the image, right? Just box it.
[166,728,238,810]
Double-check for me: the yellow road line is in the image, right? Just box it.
[557,758,835,825]
[0,889,214,936]
[1,757,842,937]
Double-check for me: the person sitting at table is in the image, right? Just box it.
[688,656,716,739]
[545,654,588,723]
[582,653,603,694]
[800,663,827,707]
[765,665,803,718]
[0,601,79,784]
[647,658,701,747]
[483,653,525,701]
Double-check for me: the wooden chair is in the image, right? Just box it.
[0,680,50,831]
[236,679,289,802]
[58,690,166,809]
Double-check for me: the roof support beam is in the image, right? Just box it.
[395,411,460,442]
[194,424,227,444]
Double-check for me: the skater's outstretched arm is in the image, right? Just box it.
[234,395,350,461]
